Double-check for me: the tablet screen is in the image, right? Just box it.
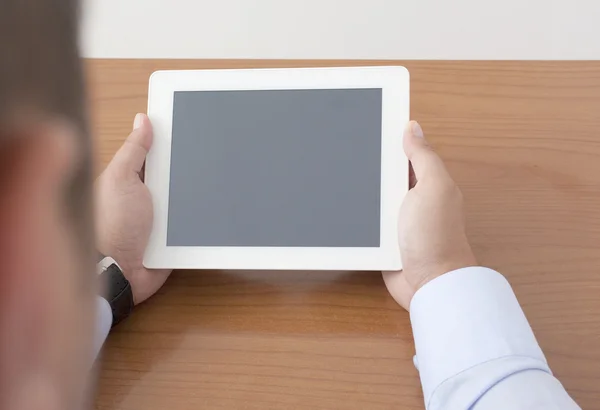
[167,88,382,248]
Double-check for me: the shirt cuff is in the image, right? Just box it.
[409,267,550,407]
[92,296,113,362]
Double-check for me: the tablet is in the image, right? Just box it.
[144,66,409,271]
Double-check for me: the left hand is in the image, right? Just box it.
[95,113,172,305]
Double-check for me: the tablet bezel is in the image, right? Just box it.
[144,66,409,270]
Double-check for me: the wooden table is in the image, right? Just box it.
[89,60,600,410]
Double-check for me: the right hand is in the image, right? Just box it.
[383,121,477,310]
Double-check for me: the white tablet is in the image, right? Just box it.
[144,66,409,271]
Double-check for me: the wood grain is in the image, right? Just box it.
[88,60,600,410]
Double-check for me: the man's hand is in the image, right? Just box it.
[383,121,477,310]
[95,113,172,305]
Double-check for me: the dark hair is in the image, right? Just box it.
[0,0,94,260]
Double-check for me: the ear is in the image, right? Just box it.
[0,123,81,410]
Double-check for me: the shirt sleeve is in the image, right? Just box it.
[92,296,112,362]
[473,369,580,410]
[409,267,580,410]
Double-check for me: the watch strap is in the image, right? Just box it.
[98,257,134,327]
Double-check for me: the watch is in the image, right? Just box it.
[97,256,134,327]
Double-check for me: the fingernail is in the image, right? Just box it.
[411,121,424,138]
[133,113,144,130]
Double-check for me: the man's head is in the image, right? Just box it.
[0,1,95,409]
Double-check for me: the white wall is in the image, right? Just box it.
[81,0,600,60]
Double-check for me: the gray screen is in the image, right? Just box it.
[167,88,382,247]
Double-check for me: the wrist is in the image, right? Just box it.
[97,257,134,327]
[412,248,478,293]
[100,254,142,306]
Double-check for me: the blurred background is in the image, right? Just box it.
[81,0,600,60]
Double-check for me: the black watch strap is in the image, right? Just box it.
[98,257,134,327]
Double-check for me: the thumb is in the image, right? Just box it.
[403,120,449,182]
[111,113,153,175]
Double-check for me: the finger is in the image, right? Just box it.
[140,161,147,183]
[382,271,413,311]
[408,162,417,189]
[403,121,449,182]
[111,113,153,175]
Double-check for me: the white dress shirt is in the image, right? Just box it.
[95,267,581,409]
[410,267,580,409]
[95,297,112,360]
